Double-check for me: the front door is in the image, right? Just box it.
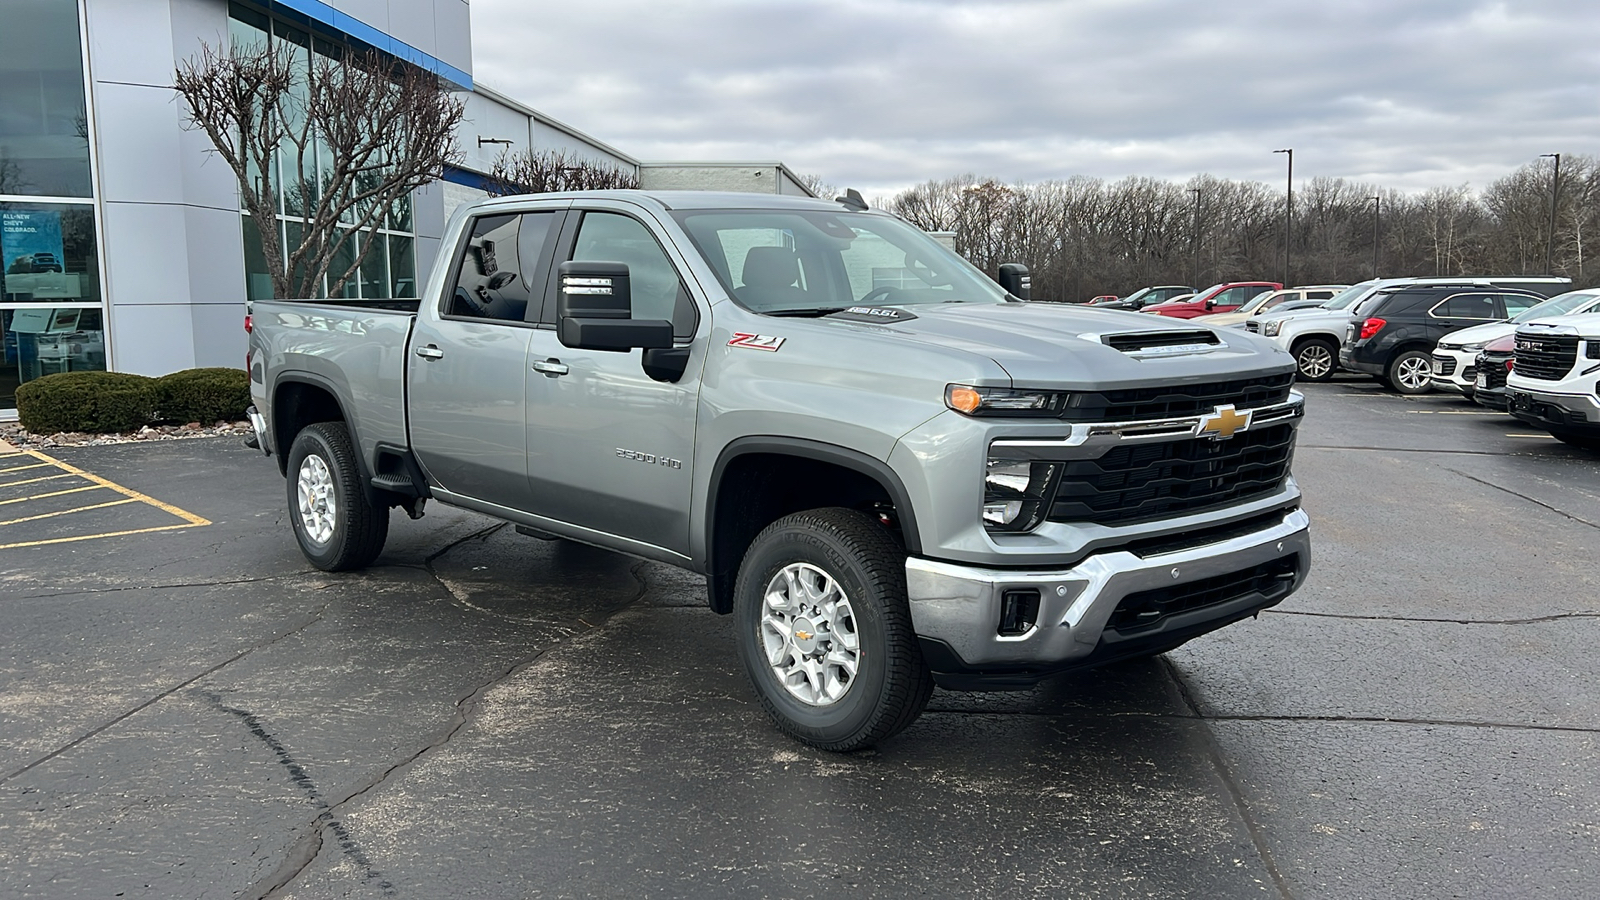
[408,210,561,511]
[523,206,705,557]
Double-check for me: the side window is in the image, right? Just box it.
[571,212,696,339]
[1500,293,1537,317]
[1435,293,1498,320]
[1307,290,1334,300]
[448,214,542,322]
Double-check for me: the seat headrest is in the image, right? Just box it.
[741,246,799,289]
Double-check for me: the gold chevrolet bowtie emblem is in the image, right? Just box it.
[794,630,813,641]
[1197,405,1251,440]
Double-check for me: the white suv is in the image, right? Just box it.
[1431,289,1600,394]
[1506,311,1600,451]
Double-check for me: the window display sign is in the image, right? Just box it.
[2,209,81,300]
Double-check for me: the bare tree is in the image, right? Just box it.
[484,147,639,196]
[796,173,836,199]
[174,41,464,299]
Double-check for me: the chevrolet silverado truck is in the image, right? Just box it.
[246,190,1312,751]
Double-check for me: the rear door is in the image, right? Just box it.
[407,207,564,511]
[522,203,706,557]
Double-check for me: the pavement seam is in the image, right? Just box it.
[1298,444,1569,458]
[1161,657,1296,900]
[1268,608,1600,626]
[2,571,306,603]
[0,600,332,786]
[1440,466,1600,529]
[920,708,1600,735]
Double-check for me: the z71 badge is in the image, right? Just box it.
[728,332,785,351]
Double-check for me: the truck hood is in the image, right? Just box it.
[808,302,1294,389]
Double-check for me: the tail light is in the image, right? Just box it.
[1359,317,1386,340]
[244,314,253,334]
[1506,358,1514,372]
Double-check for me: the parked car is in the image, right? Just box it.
[244,189,1312,750]
[1205,285,1348,328]
[1091,284,1195,310]
[1249,276,1573,383]
[1142,281,1281,318]
[29,252,63,273]
[1088,294,1119,304]
[1505,312,1600,450]
[1431,289,1600,394]
[1470,334,1517,411]
[1339,283,1547,394]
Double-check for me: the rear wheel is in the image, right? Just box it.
[286,422,389,571]
[1385,349,1434,394]
[734,508,933,751]
[1292,338,1338,382]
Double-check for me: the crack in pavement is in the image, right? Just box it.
[253,530,657,897]
[0,600,333,786]
[1297,444,1557,458]
[1268,608,1600,626]
[1,570,309,603]
[1442,466,1600,529]
[920,706,1600,735]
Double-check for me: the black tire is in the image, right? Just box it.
[285,421,389,571]
[733,508,934,751]
[1551,430,1600,452]
[1291,337,1338,382]
[1384,348,1434,395]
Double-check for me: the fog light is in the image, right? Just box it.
[983,500,1026,526]
[998,589,1041,636]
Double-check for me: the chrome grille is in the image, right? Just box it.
[1513,335,1578,380]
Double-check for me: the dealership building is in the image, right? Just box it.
[0,0,813,414]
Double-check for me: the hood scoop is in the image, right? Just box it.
[1101,329,1222,358]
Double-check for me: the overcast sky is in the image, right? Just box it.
[468,0,1599,198]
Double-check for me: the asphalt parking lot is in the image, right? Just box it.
[2,377,1598,900]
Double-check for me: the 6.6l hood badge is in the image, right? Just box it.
[1197,405,1252,440]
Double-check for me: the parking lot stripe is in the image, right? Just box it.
[0,484,106,506]
[0,522,201,551]
[0,462,54,475]
[0,473,78,489]
[20,450,211,527]
[0,498,140,528]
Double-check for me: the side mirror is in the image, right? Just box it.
[557,261,673,351]
[997,263,1031,300]
[1204,299,1217,310]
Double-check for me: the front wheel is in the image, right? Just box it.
[734,508,933,751]
[286,421,389,571]
[1385,349,1434,395]
[1292,338,1338,382]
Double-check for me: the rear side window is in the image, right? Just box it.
[1432,293,1498,320]
[447,213,555,322]
[1500,293,1538,317]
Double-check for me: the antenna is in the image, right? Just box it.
[835,188,868,211]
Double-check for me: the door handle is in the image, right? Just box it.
[415,345,445,360]
[531,358,569,376]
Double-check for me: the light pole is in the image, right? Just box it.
[1540,153,1561,275]
[1274,149,1293,285]
[1189,187,1202,287]
[1369,195,1381,278]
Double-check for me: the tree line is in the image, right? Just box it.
[877,156,1599,302]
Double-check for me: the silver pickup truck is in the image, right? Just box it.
[247,190,1311,750]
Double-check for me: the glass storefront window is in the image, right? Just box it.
[1,202,99,303]
[0,0,92,198]
[0,306,105,409]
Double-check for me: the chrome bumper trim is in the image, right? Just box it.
[988,394,1303,460]
[246,406,271,455]
[1505,386,1600,424]
[905,509,1310,668]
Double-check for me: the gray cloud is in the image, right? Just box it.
[468,0,1600,195]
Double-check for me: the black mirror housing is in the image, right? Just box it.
[997,263,1031,300]
[557,260,674,351]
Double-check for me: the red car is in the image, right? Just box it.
[1142,281,1282,318]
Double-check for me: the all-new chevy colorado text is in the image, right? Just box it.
[247,190,1312,750]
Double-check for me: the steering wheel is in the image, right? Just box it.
[858,286,896,305]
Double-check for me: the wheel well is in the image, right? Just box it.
[272,381,346,476]
[1290,333,1337,352]
[707,452,899,615]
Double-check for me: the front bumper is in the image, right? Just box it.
[1431,349,1476,393]
[905,508,1310,688]
[1506,386,1600,433]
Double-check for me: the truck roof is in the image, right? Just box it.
[472,189,859,213]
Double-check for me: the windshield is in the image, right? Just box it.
[1323,281,1377,311]
[1120,287,1151,303]
[672,209,1008,313]
[1511,290,1600,322]
[1238,292,1280,315]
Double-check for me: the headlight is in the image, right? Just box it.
[1461,343,1484,352]
[983,458,1061,532]
[1263,320,1282,337]
[947,385,1071,417]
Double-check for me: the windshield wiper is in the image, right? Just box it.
[762,306,851,317]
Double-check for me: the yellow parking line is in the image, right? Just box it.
[0,484,106,506]
[0,522,201,551]
[0,473,79,489]
[0,462,54,475]
[0,498,140,528]
[19,450,211,526]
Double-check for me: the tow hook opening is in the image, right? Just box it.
[998,589,1041,636]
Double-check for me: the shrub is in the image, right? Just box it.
[156,367,250,424]
[15,371,160,434]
